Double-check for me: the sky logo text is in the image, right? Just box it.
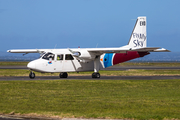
[133,33,146,47]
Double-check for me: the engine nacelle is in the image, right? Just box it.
[77,59,91,63]
[73,50,96,61]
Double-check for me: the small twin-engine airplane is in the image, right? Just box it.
[7,16,170,79]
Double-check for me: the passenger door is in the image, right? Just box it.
[54,54,64,72]
[62,54,75,71]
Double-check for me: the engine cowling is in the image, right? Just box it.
[73,50,96,61]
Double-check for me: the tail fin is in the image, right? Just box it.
[128,16,147,48]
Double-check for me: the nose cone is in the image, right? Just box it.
[27,61,36,70]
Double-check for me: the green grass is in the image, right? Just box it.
[0,62,28,66]
[1,69,180,77]
[0,80,180,119]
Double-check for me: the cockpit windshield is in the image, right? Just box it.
[42,52,55,60]
[39,52,46,58]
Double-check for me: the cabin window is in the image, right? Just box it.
[65,54,74,60]
[57,54,63,60]
[42,52,55,60]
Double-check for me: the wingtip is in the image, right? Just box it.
[154,48,171,52]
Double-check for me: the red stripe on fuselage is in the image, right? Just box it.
[113,51,149,65]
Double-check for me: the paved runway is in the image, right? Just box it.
[1,65,180,80]
[1,65,180,70]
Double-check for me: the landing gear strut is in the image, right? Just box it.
[92,56,101,78]
[29,71,35,79]
[59,72,68,78]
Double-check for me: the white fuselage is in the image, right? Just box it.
[27,49,104,73]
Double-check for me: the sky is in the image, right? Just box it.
[1,0,180,52]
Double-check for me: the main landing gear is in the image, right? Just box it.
[92,72,100,78]
[92,56,101,78]
[59,72,68,78]
[29,71,35,79]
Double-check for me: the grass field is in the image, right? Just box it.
[1,62,180,119]
[0,62,28,66]
[0,79,180,119]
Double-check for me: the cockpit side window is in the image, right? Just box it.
[65,54,74,60]
[42,52,55,60]
[57,54,63,60]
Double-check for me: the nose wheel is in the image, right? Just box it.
[92,72,100,78]
[29,71,35,79]
[59,72,68,78]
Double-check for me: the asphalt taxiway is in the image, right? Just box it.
[1,65,180,70]
[1,65,180,80]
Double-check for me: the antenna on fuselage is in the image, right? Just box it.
[96,43,98,48]
[54,44,57,49]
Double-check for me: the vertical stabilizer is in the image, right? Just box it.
[128,16,146,48]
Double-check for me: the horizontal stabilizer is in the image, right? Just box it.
[153,48,171,52]
[132,47,160,51]
[131,47,170,52]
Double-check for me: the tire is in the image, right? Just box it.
[59,72,68,78]
[59,72,64,78]
[63,72,68,78]
[96,73,100,78]
[92,73,96,78]
[92,72,100,78]
[29,72,35,79]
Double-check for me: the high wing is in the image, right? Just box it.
[7,49,48,53]
[7,47,170,54]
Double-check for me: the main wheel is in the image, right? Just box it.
[92,72,100,78]
[59,72,68,78]
[29,71,35,79]
[96,73,100,78]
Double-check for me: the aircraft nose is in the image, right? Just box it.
[27,61,36,69]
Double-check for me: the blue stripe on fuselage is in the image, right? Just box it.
[103,53,113,68]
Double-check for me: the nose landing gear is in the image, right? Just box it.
[29,71,35,79]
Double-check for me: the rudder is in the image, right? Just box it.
[128,16,147,48]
